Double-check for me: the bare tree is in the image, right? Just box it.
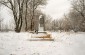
[0,0,47,32]
[0,0,26,32]
[44,15,53,31]
[71,0,85,31]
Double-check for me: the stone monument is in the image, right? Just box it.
[31,15,54,41]
[38,15,45,32]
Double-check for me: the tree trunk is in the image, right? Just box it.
[25,0,28,31]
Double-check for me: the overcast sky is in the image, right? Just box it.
[41,0,72,20]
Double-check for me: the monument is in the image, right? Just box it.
[30,15,54,41]
[38,15,45,32]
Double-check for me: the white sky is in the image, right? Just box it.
[41,0,72,20]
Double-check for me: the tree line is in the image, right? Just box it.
[45,0,85,32]
[0,0,47,32]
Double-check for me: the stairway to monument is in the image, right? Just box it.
[29,32,54,41]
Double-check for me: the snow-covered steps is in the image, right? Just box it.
[29,32,54,41]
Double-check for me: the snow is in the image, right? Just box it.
[0,32,85,55]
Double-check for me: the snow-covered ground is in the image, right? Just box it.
[0,31,85,55]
